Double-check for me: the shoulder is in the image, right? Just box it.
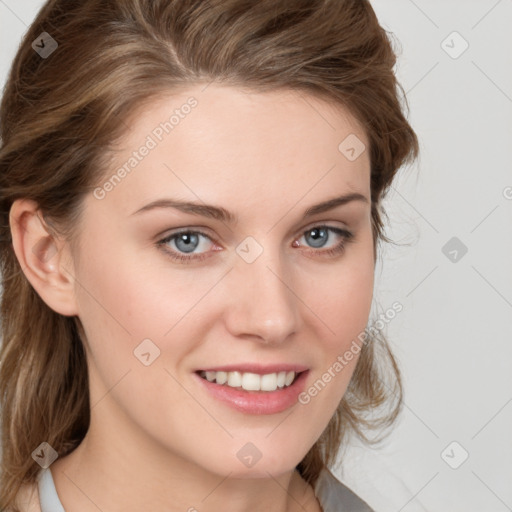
[11,480,41,512]
[314,467,375,512]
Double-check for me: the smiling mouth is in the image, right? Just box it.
[197,370,300,392]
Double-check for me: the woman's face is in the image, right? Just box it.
[68,84,374,478]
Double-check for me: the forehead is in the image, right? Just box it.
[94,84,371,219]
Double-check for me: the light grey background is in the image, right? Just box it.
[1,1,511,511]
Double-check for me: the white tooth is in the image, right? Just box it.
[285,371,295,386]
[260,373,278,391]
[227,371,242,388]
[241,372,261,391]
[216,371,228,385]
[214,370,295,390]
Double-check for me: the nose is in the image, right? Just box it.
[224,245,301,345]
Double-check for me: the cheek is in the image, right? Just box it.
[300,244,375,348]
[294,241,374,406]
[72,249,213,436]
[73,243,223,373]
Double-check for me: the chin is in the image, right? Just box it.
[188,445,303,480]
[219,460,297,480]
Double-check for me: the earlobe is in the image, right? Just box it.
[9,198,79,317]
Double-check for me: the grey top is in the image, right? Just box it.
[36,465,374,512]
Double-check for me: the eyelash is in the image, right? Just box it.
[156,225,355,264]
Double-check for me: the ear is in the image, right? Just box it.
[9,198,79,316]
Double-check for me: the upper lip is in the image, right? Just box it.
[196,364,309,374]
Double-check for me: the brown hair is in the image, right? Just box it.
[0,0,419,508]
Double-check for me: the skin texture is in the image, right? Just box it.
[10,84,374,512]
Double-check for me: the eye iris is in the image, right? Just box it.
[175,232,199,253]
[306,228,328,248]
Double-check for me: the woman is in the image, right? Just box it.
[0,1,419,511]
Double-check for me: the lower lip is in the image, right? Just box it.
[194,371,309,415]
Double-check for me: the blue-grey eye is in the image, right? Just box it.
[304,227,330,248]
[174,232,200,253]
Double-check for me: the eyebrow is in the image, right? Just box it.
[130,192,368,223]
